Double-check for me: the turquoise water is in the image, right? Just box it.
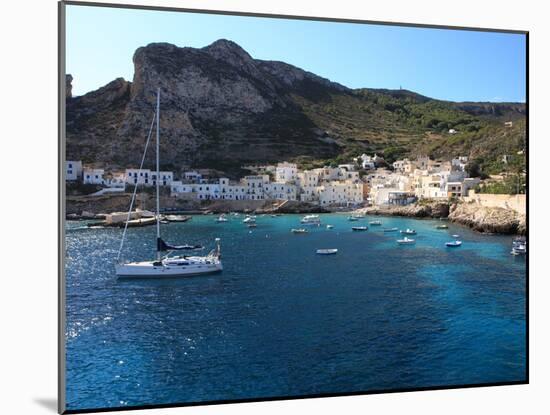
[64,214,526,410]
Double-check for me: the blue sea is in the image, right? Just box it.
[64,214,526,410]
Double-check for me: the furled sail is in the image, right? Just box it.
[157,238,203,252]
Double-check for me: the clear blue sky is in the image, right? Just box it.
[66,4,526,102]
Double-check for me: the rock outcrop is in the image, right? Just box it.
[448,202,526,235]
[360,201,449,218]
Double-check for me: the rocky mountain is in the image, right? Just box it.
[66,39,526,177]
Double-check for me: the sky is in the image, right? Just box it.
[66,4,526,102]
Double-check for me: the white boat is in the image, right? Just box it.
[383,227,398,232]
[400,228,417,235]
[291,228,308,234]
[397,237,416,245]
[452,234,460,238]
[326,224,334,229]
[436,224,449,229]
[165,214,191,223]
[300,214,321,225]
[247,223,257,228]
[316,249,338,255]
[243,215,256,224]
[369,220,382,226]
[511,237,527,255]
[115,89,222,278]
[216,214,228,223]
[352,226,368,231]
[445,240,462,247]
[347,216,359,222]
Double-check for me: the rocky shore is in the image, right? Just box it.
[356,200,526,235]
[448,202,526,235]
[358,201,450,219]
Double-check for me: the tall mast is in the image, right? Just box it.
[156,88,161,260]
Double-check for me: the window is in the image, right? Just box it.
[68,170,72,174]
[68,163,72,168]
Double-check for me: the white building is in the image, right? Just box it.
[275,162,298,183]
[318,181,363,206]
[264,182,297,200]
[83,168,105,185]
[242,175,269,200]
[359,154,376,170]
[125,169,173,186]
[66,160,82,181]
[183,171,203,183]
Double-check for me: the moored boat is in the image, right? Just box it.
[436,224,449,229]
[165,214,191,223]
[445,240,462,247]
[397,237,416,245]
[301,214,321,225]
[243,215,256,224]
[216,214,228,223]
[115,89,222,278]
[291,228,308,234]
[326,224,334,229]
[352,226,368,231]
[383,227,398,232]
[511,237,527,255]
[316,248,338,255]
[400,228,417,235]
[369,220,382,226]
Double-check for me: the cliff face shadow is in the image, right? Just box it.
[34,398,57,412]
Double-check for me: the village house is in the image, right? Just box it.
[275,162,298,183]
[317,181,363,206]
[358,154,376,170]
[125,169,173,186]
[66,160,82,181]
[83,168,105,185]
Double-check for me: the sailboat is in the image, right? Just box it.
[115,89,222,278]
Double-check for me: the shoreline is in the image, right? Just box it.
[67,203,525,236]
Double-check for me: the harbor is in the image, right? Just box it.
[65,212,526,409]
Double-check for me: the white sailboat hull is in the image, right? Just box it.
[116,257,222,278]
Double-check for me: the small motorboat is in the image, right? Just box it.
[436,224,449,229]
[452,234,460,238]
[446,240,462,247]
[316,248,338,255]
[243,215,256,224]
[383,227,398,232]
[352,226,368,231]
[369,220,382,226]
[164,214,191,223]
[347,216,359,221]
[400,228,417,235]
[301,214,321,225]
[291,228,308,234]
[511,237,527,255]
[326,224,334,229]
[247,223,257,228]
[216,214,228,223]
[397,237,416,245]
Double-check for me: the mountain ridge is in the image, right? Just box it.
[66,39,526,176]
